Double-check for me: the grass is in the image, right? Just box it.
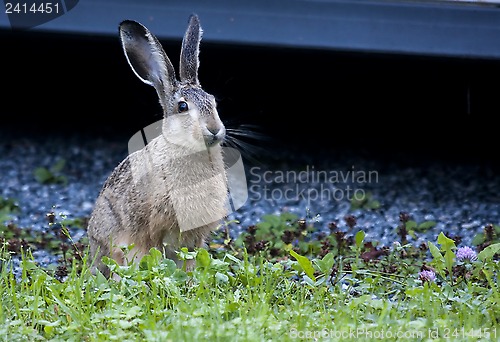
[0,200,499,341]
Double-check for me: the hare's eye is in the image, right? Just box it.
[178,101,189,112]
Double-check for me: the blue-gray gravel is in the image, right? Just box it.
[1,134,498,267]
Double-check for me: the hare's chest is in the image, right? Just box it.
[159,167,228,231]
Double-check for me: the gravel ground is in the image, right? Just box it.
[1,132,499,266]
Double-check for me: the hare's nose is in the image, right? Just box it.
[207,127,226,139]
[204,126,226,146]
[207,127,221,136]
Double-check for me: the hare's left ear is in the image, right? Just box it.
[180,14,202,85]
[119,20,178,112]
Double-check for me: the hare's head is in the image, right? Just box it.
[119,15,225,150]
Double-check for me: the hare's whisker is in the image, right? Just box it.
[224,134,268,167]
[226,129,266,139]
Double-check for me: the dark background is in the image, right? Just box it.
[2,27,500,166]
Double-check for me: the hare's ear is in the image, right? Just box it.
[119,20,177,109]
[179,14,202,85]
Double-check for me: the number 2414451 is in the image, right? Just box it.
[439,327,497,339]
[5,2,60,14]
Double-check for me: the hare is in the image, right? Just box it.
[87,14,229,278]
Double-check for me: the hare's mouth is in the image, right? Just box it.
[203,127,226,147]
[204,134,224,147]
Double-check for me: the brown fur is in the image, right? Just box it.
[87,15,228,278]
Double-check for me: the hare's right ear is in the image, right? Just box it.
[119,20,177,110]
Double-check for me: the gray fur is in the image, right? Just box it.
[180,14,202,85]
[87,15,228,278]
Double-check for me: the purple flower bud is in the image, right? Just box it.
[456,246,477,262]
[418,270,436,283]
